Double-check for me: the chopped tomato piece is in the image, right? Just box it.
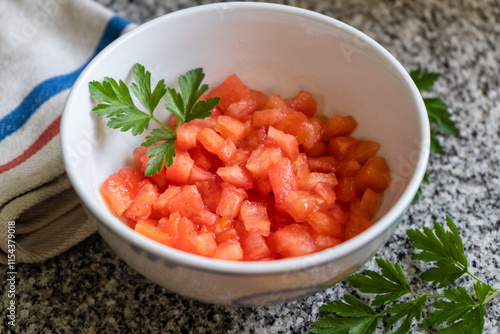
[355,156,391,193]
[217,165,253,190]
[347,141,381,164]
[335,177,358,203]
[307,211,342,237]
[250,89,269,109]
[350,188,379,220]
[267,126,300,162]
[215,115,246,145]
[337,159,362,178]
[166,185,206,219]
[268,157,299,210]
[214,239,244,261]
[328,136,358,161]
[283,190,326,222]
[322,114,358,141]
[246,138,284,178]
[216,183,247,219]
[207,74,251,111]
[252,109,285,128]
[165,151,194,185]
[101,166,144,215]
[343,213,373,241]
[135,220,175,246]
[270,224,317,257]
[241,231,272,260]
[239,200,271,237]
[307,156,339,173]
[285,90,318,117]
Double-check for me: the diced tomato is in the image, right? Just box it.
[135,220,175,246]
[215,115,246,145]
[151,184,181,220]
[299,172,338,190]
[214,239,244,261]
[196,180,222,213]
[239,125,267,151]
[275,110,318,149]
[270,224,317,257]
[306,211,342,237]
[250,89,269,109]
[285,90,318,117]
[240,231,271,260]
[343,213,373,241]
[328,136,358,161]
[301,140,328,157]
[101,166,144,215]
[207,74,251,111]
[252,109,285,128]
[188,145,216,171]
[176,123,201,150]
[350,188,379,220]
[102,75,392,261]
[253,176,272,196]
[301,117,324,150]
[322,114,358,141]
[292,153,310,179]
[329,203,349,228]
[347,141,381,164]
[216,183,247,219]
[198,128,237,163]
[246,138,284,179]
[216,227,238,244]
[166,185,206,219]
[217,165,253,190]
[224,98,258,121]
[226,148,252,166]
[355,156,391,193]
[263,94,288,113]
[337,159,362,178]
[335,177,358,203]
[188,165,216,184]
[165,151,194,185]
[268,157,299,210]
[267,126,300,162]
[312,231,342,251]
[239,200,271,237]
[307,156,338,173]
[190,232,217,257]
[312,182,337,207]
[283,190,326,222]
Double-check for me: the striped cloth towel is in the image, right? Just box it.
[0,0,134,263]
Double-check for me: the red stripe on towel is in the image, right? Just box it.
[0,115,61,174]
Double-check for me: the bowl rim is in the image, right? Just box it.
[62,1,430,275]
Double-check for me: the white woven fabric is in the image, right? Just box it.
[0,0,134,263]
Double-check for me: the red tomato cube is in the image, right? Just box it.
[322,114,358,141]
[270,224,317,258]
[215,115,246,145]
[252,108,285,128]
[165,151,194,185]
[246,138,284,178]
[355,156,391,193]
[239,200,271,237]
[267,126,300,162]
[207,74,251,111]
[268,157,299,210]
[166,185,206,219]
[216,183,248,219]
[214,239,244,261]
[217,165,253,190]
[101,166,144,215]
[347,141,381,165]
[241,231,272,260]
[283,190,326,222]
[285,90,318,117]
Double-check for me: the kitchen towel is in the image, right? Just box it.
[0,0,134,263]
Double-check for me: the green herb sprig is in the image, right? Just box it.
[310,216,499,334]
[410,69,459,204]
[89,64,219,176]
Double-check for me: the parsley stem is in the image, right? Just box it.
[483,289,500,304]
[151,114,175,136]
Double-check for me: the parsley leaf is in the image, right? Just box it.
[165,68,220,124]
[410,68,440,92]
[384,297,427,334]
[421,284,489,333]
[310,295,378,334]
[348,259,413,306]
[89,64,218,176]
[407,215,468,287]
[310,216,499,334]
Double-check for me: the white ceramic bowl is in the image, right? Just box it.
[61,2,429,306]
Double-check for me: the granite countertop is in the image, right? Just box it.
[5,0,500,333]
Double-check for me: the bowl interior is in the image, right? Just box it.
[62,3,429,273]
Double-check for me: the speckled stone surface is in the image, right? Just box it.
[2,0,500,333]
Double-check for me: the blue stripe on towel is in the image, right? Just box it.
[0,15,131,142]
